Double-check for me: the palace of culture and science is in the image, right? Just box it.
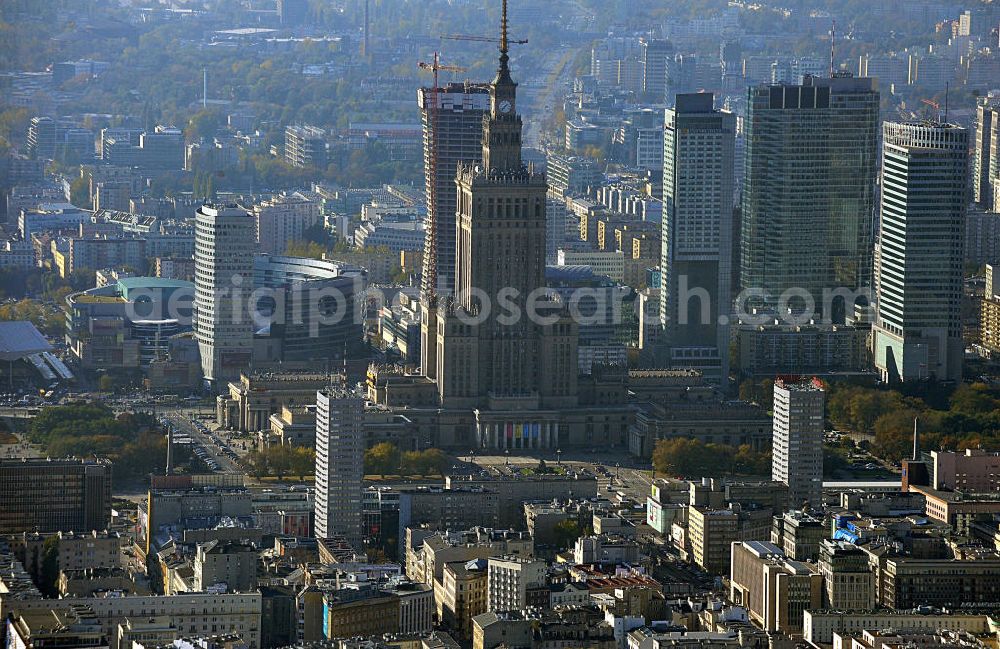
[367,4,634,451]
[368,3,772,456]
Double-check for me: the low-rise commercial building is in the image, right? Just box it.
[817,539,876,610]
[446,471,599,528]
[65,277,194,369]
[803,610,992,645]
[881,555,1000,608]
[687,506,771,575]
[931,449,1000,492]
[0,592,262,649]
[487,556,547,613]
[305,577,433,639]
[729,541,823,635]
[194,540,258,593]
[0,459,112,535]
[574,536,641,565]
[6,607,105,649]
[406,528,533,587]
[910,485,1000,534]
[398,486,501,532]
[771,510,825,561]
[437,559,488,640]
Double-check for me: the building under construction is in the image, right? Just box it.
[418,83,490,296]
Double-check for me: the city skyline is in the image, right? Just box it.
[1,1,999,648]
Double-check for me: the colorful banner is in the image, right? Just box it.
[532,423,540,439]
[506,423,513,439]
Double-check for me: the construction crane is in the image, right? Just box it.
[920,85,950,122]
[417,52,467,298]
[921,97,942,121]
[441,33,528,46]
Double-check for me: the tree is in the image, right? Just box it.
[419,448,448,476]
[185,109,221,142]
[738,378,775,411]
[25,404,173,482]
[291,446,315,481]
[950,383,1000,415]
[98,375,115,392]
[733,444,770,475]
[364,442,401,477]
[652,438,769,478]
[0,299,64,336]
[652,438,718,477]
[823,446,850,478]
[552,519,583,550]
[872,409,923,462]
[69,174,89,208]
[397,448,449,477]
[39,536,59,597]
[247,450,269,479]
[285,240,327,260]
[302,221,333,247]
[401,450,424,476]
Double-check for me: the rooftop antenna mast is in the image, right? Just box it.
[944,81,950,123]
[363,0,370,59]
[829,19,836,77]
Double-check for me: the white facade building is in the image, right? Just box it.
[487,556,546,613]
[353,219,424,252]
[873,122,969,383]
[194,204,256,386]
[314,386,365,545]
[771,379,825,508]
[556,249,625,283]
[254,193,322,256]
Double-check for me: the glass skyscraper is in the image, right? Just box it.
[660,93,736,382]
[873,121,969,383]
[740,74,879,321]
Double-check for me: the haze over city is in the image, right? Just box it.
[0,1,999,649]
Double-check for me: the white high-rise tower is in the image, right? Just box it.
[772,378,825,509]
[872,121,969,383]
[314,386,365,545]
[194,203,256,387]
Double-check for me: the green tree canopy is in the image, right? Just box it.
[364,442,402,478]
[652,438,770,479]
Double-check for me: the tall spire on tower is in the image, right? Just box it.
[484,0,520,171]
[500,0,508,55]
[495,0,513,85]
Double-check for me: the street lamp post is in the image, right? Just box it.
[556,448,562,466]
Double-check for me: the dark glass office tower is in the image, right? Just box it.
[741,74,879,321]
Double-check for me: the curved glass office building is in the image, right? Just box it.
[251,255,366,363]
